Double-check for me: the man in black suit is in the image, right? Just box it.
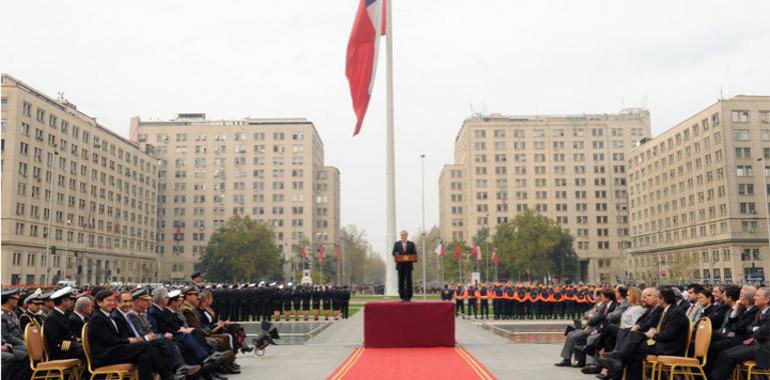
[706,285,759,373]
[391,230,417,301]
[90,290,181,380]
[711,287,770,379]
[68,296,92,342]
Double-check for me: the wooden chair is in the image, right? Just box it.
[655,317,712,380]
[740,360,770,379]
[642,318,693,380]
[81,323,138,380]
[24,324,83,380]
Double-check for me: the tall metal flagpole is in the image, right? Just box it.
[384,0,398,296]
[421,154,426,300]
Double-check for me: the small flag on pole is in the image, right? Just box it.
[455,244,462,262]
[335,245,341,262]
[302,245,309,260]
[435,241,445,257]
[472,243,480,261]
[491,248,499,266]
[319,246,325,264]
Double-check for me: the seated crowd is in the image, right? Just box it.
[554,283,770,380]
[2,284,253,380]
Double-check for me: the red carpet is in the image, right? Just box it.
[364,301,455,347]
[328,347,496,380]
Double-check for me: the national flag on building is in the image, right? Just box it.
[491,247,499,266]
[472,243,481,261]
[454,244,462,262]
[113,212,120,233]
[435,241,445,257]
[346,0,386,135]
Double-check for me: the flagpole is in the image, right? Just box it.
[421,153,426,300]
[384,0,398,296]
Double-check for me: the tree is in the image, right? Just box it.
[492,209,577,283]
[339,225,385,285]
[198,215,283,283]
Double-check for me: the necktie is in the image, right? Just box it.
[124,314,142,338]
[107,314,119,333]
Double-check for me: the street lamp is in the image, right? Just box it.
[44,150,59,285]
[758,157,770,282]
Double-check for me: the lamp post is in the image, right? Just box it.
[44,151,59,285]
[421,154,427,300]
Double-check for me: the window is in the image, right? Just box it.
[731,111,749,123]
[736,166,753,176]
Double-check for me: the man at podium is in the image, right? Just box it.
[392,230,417,301]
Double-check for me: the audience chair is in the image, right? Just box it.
[81,323,138,380]
[24,324,83,380]
[655,317,712,380]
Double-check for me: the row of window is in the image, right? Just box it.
[138,131,305,143]
[472,126,646,139]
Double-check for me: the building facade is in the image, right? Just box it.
[439,110,651,282]
[626,96,770,285]
[1,74,159,286]
[129,115,340,282]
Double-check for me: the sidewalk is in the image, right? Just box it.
[231,305,585,379]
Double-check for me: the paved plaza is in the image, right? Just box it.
[230,307,585,379]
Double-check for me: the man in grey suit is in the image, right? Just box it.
[555,290,607,367]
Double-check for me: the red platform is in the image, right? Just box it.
[363,301,455,348]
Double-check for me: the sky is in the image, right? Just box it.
[2,0,769,254]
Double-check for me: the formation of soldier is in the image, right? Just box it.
[441,283,597,320]
[208,282,352,322]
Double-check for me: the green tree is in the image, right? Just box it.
[492,209,577,282]
[339,225,385,285]
[198,215,283,282]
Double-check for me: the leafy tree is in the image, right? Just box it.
[492,209,577,282]
[198,215,282,282]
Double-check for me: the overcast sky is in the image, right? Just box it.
[2,1,769,253]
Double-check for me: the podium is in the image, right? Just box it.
[363,302,455,347]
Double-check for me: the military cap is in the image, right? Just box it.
[23,291,44,305]
[190,271,202,280]
[182,286,199,296]
[167,289,182,300]
[1,289,20,303]
[50,286,76,300]
[132,288,152,300]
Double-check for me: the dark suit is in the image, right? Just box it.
[625,305,688,380]
[112,309,185,371]
[67,313,87,342]
[146,304,211,362]
[43,308,84,361]
[711,307,770,379]
[392,240,416,300]
[88,309,169,380]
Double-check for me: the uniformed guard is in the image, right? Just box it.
[322,285,333,320]
[341,286,351,319]
[453,284,466,317]
[564,285,577,320]
[466,285,478,319]
[272,283,284,321]
[478,284,490,319]
[42,286,84,361]
[190,271,204,292]
[19,292,45,332]
[2,289,28,356]
[283,284,294,321]
[311,286,322,321]
[492,284,503,320]
[440,285,452,302]
[40,291,54,318]
[551,286,564,319]
[513,284,524,319]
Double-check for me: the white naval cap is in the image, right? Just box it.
[50,286,75,300]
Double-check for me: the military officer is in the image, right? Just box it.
[440,285,453,302]
[1,289,28,359]
[42,286,85,360]
[453,284,466,317]
[19,292,45,332]
[478,284,490,319]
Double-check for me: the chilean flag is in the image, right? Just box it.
[435,241,445,257]
[472,243,481,261]
[302,245,309,260]
[319,246,325,264]
[346,0,386,136]
[454,244,462,262]
[491,248,499,266]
